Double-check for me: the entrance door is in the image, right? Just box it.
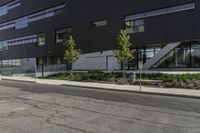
[107,56,115,71]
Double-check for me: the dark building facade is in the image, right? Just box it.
[0,0,200,73]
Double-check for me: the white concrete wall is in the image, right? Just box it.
[73,50,121,71]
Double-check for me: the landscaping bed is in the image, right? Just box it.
[43,71,200,90]
[141,73,200,89]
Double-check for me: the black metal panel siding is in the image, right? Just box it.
[195,0,200,39]
[0,0,199,60]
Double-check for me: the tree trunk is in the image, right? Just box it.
[70,69,73,78]
[42,63,44,78]
[122,62,126,78]
[70,63,73,78]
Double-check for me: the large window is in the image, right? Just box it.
[190,44,200,67]
[125,19,144,34]
[152,42,200,68]
[92,20,107,27]
[56,27,72,43]
[37,33,46,46]
[125,46,161,70]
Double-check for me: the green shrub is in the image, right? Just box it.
[44,72,200,82]
[140,73,200,82]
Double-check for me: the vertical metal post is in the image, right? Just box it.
[139,53,143,92]
[34,63,37,82]
[42,63,44,78]
[139,67,142,91]
[0,60,2,80]
[11,59,13,76]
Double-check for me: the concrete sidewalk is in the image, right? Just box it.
[1,76,200,98]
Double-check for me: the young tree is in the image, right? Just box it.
[64,35,80,77]
[113,30,134,78]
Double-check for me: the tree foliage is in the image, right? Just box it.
[113,30,134,63]
[113,30,134,78]
[64,35,81,64]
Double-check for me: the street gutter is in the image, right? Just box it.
[1,76,200,99]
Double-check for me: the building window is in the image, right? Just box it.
[0,4,66,31]
[0,0,21,17]
[37,57,47,66]
[12,59,21,67]
[0,34,37,51]
[0,59,21,67]
[125,19,144,34]
[125,3,195,21]
[2,60,12,67]
[125,46,162,70]
[92,20,107,27]
[37,33,46,46]
[152,41,200,68]
[48,57,63,64]
[56,27,72,43]
[15,17,28,30]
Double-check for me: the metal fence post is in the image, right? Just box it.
[35,64,37,81]
[138,54,143,92]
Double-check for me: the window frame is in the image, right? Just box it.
[125,19,144,34]
[55,27,72,43]
[91,19,107,28]
[37,33,46,46]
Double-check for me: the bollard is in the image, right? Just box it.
[129,72,136,84]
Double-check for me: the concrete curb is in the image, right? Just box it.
[2,78,36,83]
[60,84,200,99]
[1,77,200,99]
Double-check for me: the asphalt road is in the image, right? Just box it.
[0,80,200,133]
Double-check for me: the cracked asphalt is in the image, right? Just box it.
[0,80,200,133]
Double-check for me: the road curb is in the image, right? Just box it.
[60,84,200,99]
[1,78,200,99]
[1,78,36,84]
